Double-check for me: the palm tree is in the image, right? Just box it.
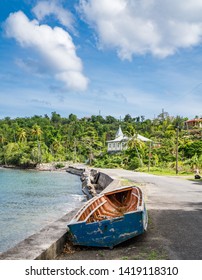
[0,134,7,165]
[17,128,27,142]
[31,124,42,141]
[126,132,146,167]
[31,124,43,163]
[0,133,6,146]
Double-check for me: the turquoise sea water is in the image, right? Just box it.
[0,168,85,253]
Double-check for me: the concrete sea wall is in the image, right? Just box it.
[0,165,120,260]
[66,165,115,198]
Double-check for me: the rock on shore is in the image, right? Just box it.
[36,162,71,171]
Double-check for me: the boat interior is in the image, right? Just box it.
[74,186,143,223]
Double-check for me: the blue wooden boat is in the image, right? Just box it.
[67,186,148,248]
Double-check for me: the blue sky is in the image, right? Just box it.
[0,0,202,119]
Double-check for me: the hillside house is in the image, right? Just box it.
[107,126,151,153]
[107,126,128,152]
[185,118,202,129]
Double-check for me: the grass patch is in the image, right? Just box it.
[120,178,136,186]
[137,166,193,176]
[121,256,129,260]
[131,249,168,260]
[147,250,166,260]
[98,251,105,257]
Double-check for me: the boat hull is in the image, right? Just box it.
[68,207,147,248]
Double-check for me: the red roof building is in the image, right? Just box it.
[185,118,202,129]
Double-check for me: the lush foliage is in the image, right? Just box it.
[0,112,202,172]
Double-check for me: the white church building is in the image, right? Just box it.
[107,126,151,153]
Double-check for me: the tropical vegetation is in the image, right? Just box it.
[0,111,202,173]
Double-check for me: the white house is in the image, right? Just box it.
[107,126,128,152]
[107,126,151,153]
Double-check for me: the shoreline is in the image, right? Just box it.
[0,162,72,172]
[0,208,83,260]
[0,164,118,259]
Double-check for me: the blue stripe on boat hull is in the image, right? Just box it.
[68,210,146,248]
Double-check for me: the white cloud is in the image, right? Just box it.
[79,0,202,60]
[33,0,75,32]
[4,11,88,91]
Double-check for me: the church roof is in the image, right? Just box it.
[107,126,152,143]
[107,135,128,143]
[115,126,123,138]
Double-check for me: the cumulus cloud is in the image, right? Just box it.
[79,0,202,60]
[33,0,75,32]
[4,11,88,91]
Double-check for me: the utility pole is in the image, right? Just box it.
[176,126,179,175]
[148,141,152,172]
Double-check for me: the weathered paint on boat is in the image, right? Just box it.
[67,186,148,248]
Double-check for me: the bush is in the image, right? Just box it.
[127,157,141,170]
[55,163,65,169]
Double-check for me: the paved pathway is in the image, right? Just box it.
[98,169,202,260]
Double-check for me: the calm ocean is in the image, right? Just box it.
[0,168,85,253]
